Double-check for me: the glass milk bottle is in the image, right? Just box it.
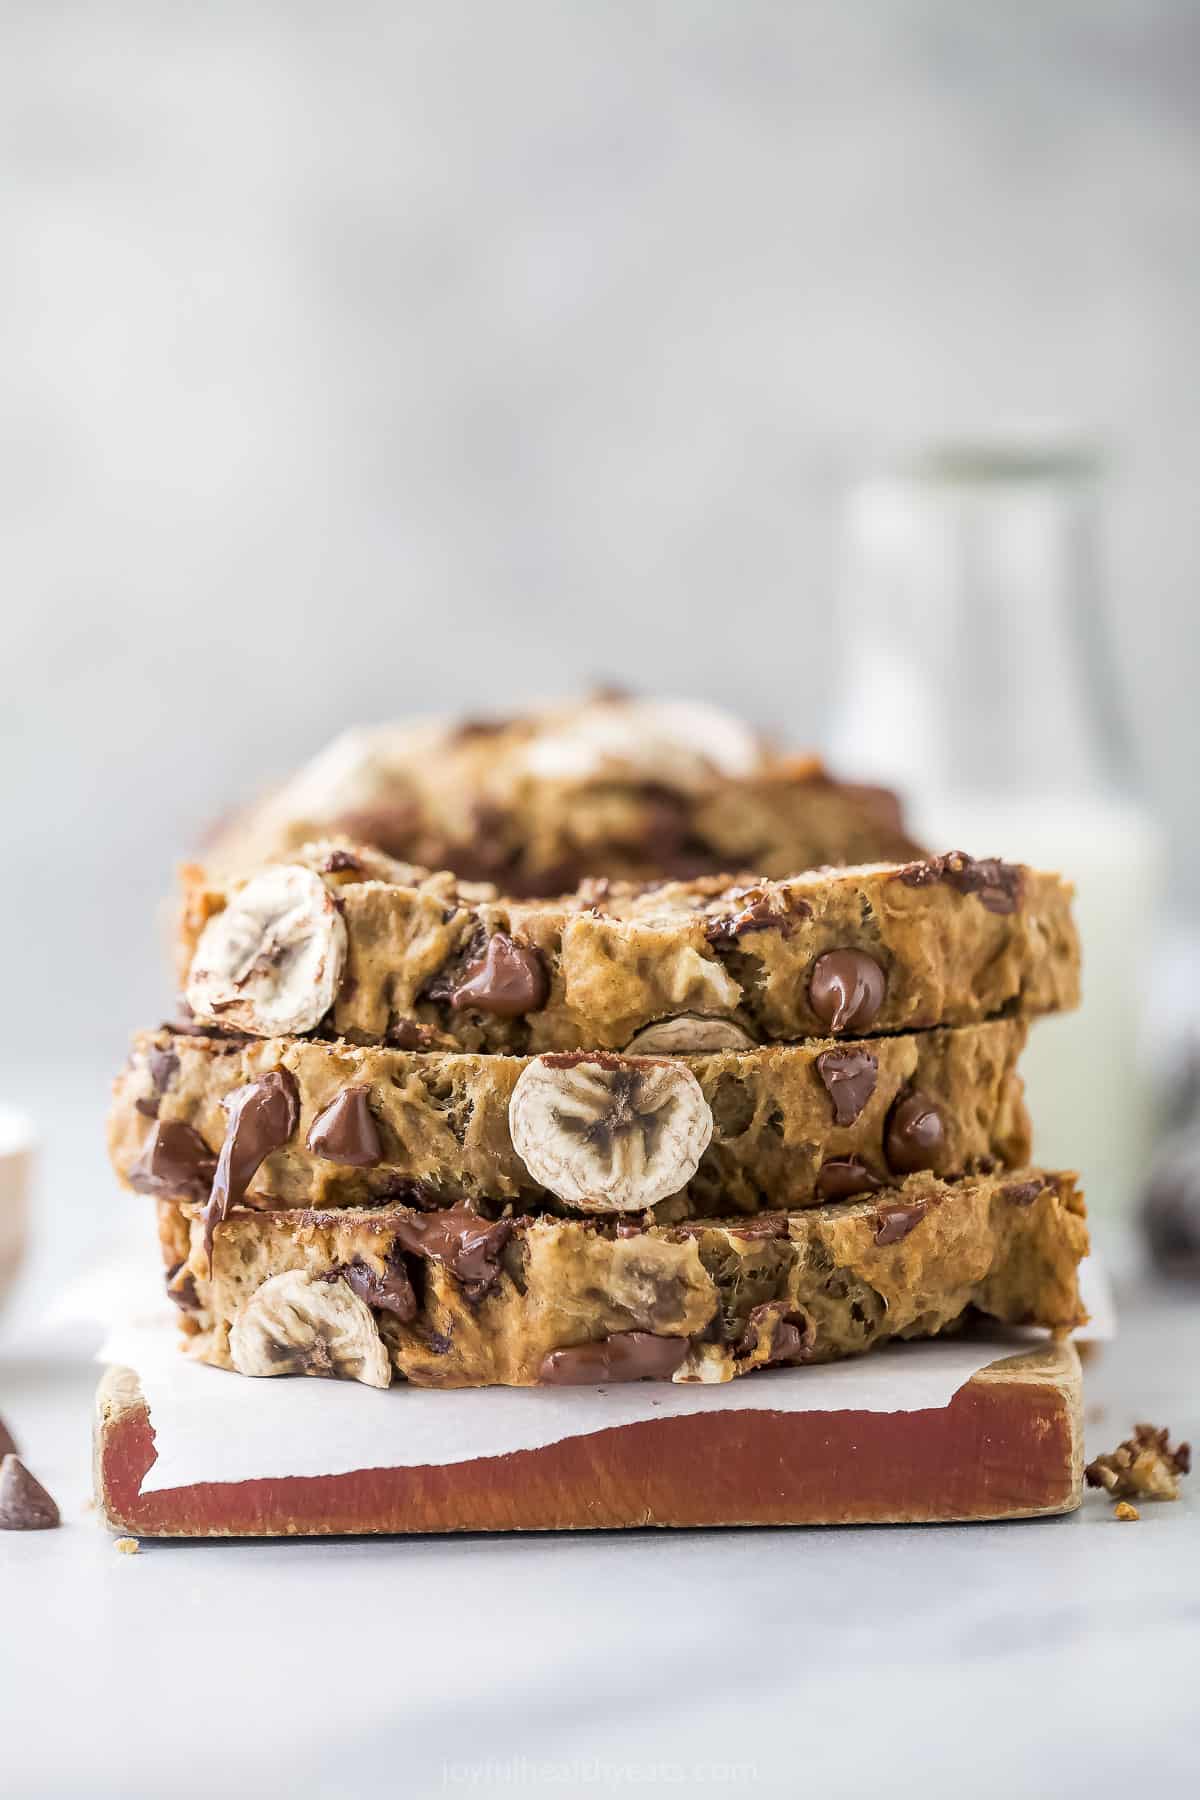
[830,444,1163,1216]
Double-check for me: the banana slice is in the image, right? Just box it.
[229,1270,391,1387]
[186,866,347,1037]
[509,1052,713,1213]
[624,1014,756,1054]
[522,697,763,790]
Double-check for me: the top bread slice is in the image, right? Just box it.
[202,695,920,893]
[177,844,1079,1055]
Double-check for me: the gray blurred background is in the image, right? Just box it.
[2,0,1199,1062]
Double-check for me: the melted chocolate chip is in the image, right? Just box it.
[203,1069,299,1262]
[147,1047,179,1094]
[323,848,364,873]
[340,1255,418,1322]
[735,1303,816,1365]
[1001,1176,1047,1207]
[898,852,1023,915]
[808,948,887,1033]
[128,1121,216,1201]
[884,1090,947,1176]
[165,1261,200,1312]
[727,1215,790,1240]
[705,887,811,946]
[0,1456,60,1530]
[815,1047,879,1126]
[815,1157,884,1202]
[391,1207,513,1298]
[873,1202,929,1245]
[539,1332,689,1385]
[450,933,548,1017]
[306,1086,383,1167]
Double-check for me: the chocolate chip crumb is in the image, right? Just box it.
[1085,1424,1191,1503]
[0,1455,60,1530]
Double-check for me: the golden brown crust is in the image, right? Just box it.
[112,1018,1030,1219]
[160,1167,1089,1389]
[177,847,1079,1053]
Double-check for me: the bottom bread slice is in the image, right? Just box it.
[158,1168,1088,1388]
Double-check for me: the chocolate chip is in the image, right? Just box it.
[384,1019,435,1050]
[0,1415,16,1460]
[306,1086,383,1167]
[147,1047,179,1095]
[450,933,548,1017]
[340,1256,418,1322]
[873,1202,929,1245]
[705,887,811,946]
[727,1215,790,1240]
[0,1455,60,1530]
[815,1047,878,1126]
[203,1069,299,1262]
[322,848,364,873]
[1001,1176,1047,1206]
[884,1090,947,1176]
[391,1206,513,1298]
[134,1097,160,1119]
[808,949,887,1033]
[815,1157,884,1202]
[539,1332,689,1385]
[898,852,1023,914]
[735,1303,816,1365]
[128,1121,217,1201]
[165,1261,200,1312]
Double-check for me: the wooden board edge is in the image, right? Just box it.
[94,1340,1084,1538]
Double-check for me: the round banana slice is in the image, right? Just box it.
[509,1052,714,1213]
[186,865,347,1037]
[229,1270,391,1387]
[624,1014,756,1055]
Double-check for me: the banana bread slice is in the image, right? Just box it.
[177,843,1078,1052]
[156,1167,1088,1388]
[112,1019,1031,1222]
[201,695,921,893]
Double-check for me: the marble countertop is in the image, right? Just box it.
[1,1072,1197,1798]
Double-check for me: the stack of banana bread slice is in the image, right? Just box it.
[108,843,1088,1389]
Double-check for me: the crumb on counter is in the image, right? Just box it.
[1114,1502,1140,1522]
[1085,1423,1191,1504]
[114,1536,141,1555]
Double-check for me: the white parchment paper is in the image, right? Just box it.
[93,1245,1114,1497]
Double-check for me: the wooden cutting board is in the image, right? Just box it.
[93,1340,1083,1536]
